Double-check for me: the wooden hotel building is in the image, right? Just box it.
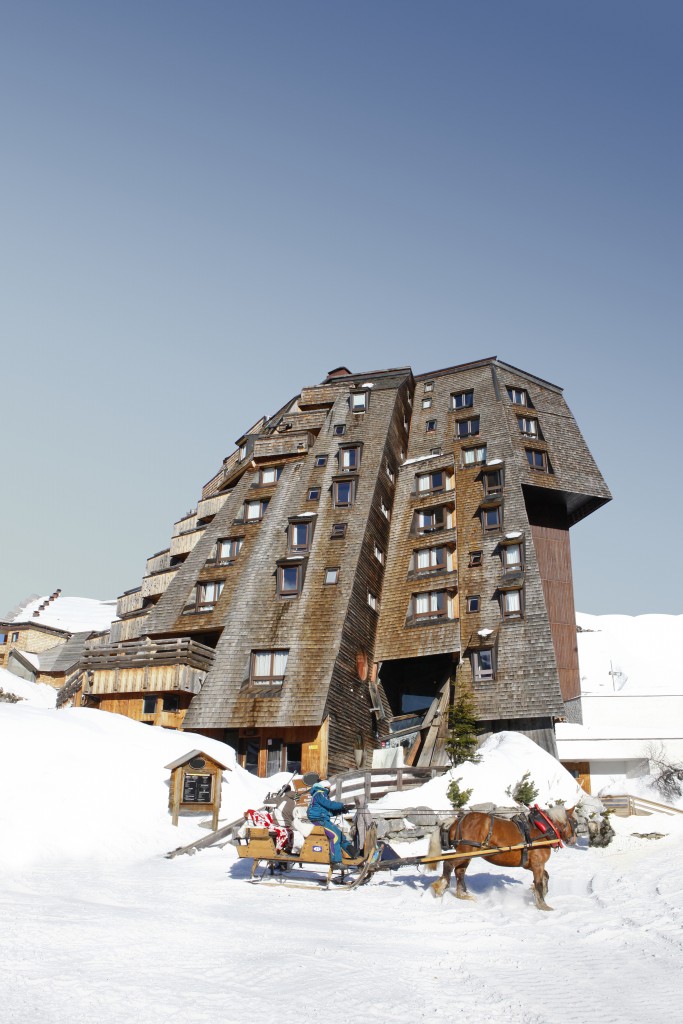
[68,360,611,776]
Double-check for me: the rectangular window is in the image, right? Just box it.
[469,550,483,566]
[333,478,355,507]
[507,387,529,406]
[324,567,339,585]
[315,455,328,467]
[417,469,448,494]
[331,522,347,539]
[251,649,288,685]
[244,498,269,522]
[416,506,449,534]
[483,470,503,495]
[426,419,437,432]
[350,391,368,412]
[414,546,447,573]
[526,448,550,472]
[456,416,480,438]
[239,444,247,460]
[11,632,19,642]
[367,592,378,611]
[259,466,282,485]
[162,695,180,713]
[413,590,449,620]
[472,650,494,681]
[518,416,539,437]
[184,581,224,614]
[482,507,502,532]
[452,390,474,410]
[340,446,360,471]
[288,521,311,552]
[503,543,523,572]
[424,381,434,393]
[374,544,384,565]
[463,444,487,466]
[466,595,480,613]
[142,695,157,715]
[277,563,301,597]
[385,463,395,483]
[0,634,7,644]
[381,501,390,520]
[307,487,321,501]
[502,589,523,619]
[333,424,346,436]
[422,397,432,409]
[216,537,243,564]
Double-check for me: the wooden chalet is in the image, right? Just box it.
[73,360,611,774]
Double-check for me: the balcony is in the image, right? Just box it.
[172,512,198,537]
[299,384,347,409]
[81,636,215,697]
[116,588,144,617]
[145,549,171,575]
[141,568,177,598]
[196,493,230,520]
[170,528,204,558]
[252,431,314,461]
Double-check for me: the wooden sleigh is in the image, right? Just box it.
[234,822,381,889]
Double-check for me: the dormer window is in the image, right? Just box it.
[422,397,432,409]
[259,466,282,485]
[339,445,360,472]
[502,543,523,572]
[452,390,474,410]
[277,562,303,598]
[216,537,243,565]
[501,589,524,620]
[414,505,453,535]
[526,448,551,473]
[472,649,494,681]
[518,416,540,438]
[408,589,455,623]
[244,498,269,522]
[183,581,224,614]
[334,424,346,436]
[424,381,434,393]
[426,419,437,432]
[416,468,451,495]
[482,506,502,532]
[456,416,480,439]
[251,649,288,685]
[462,444,487,466]
[315,455,328,467]
[413,545,452,573]
[288,520,312,553]
[483,469,503,495]
[350,391,368,413]
[507,387,530,406]
[333,478,356,507]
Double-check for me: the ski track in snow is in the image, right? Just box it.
[1,836,681,1024]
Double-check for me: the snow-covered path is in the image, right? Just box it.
[2,826,680,1024]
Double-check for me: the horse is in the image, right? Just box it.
[430,804,577,911]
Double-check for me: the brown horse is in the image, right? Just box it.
[431,805,577,911]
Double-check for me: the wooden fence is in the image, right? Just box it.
[330,766,449,803]
[601,794,683,817]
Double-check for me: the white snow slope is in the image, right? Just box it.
[1,703,681,1024]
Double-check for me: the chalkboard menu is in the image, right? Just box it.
[182,773,213,803]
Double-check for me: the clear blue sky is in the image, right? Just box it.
[1,1,680,616]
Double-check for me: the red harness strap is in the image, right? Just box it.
[530,805,563,847]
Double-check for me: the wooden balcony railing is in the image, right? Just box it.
[170,528,204,558]
[145,549,171,575]
[81,636,215,673]
[116,588,144,617]
[141,568,177,597]
[252,431,313,461]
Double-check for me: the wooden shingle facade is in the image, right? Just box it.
[78,359,610,773]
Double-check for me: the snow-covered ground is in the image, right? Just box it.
[1,699,681,1024]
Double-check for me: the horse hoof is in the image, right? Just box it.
[456,891,476,902]
[430,882,446,898]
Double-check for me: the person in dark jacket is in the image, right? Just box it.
[307,781,354,863]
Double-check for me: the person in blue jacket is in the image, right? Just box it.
[307,780,355,863]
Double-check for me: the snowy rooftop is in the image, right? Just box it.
[9,595,117,634]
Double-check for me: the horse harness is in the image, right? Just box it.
[451,806,564,867]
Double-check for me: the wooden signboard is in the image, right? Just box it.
[165,749,229,831]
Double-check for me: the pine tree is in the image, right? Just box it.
[445,685,480,767]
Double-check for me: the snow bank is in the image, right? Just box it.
[0,704,272,868]
[577,612,683,694]
[0,666,56,708]
[373,731,583,811]
[12,595,117,633]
